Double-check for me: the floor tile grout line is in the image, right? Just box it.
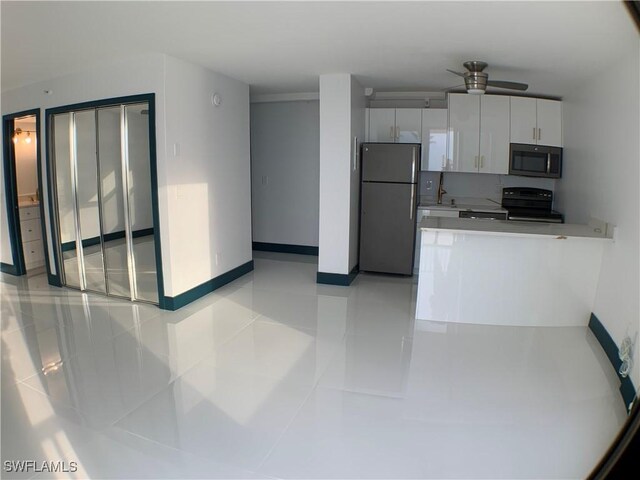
[16,312,267,432]
[253,330,347,473]
[108,425,279,479]
[99,314,267,432]
[254,381,319,473]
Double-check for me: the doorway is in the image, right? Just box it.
[47,95,164,305]
[2,109,48,277]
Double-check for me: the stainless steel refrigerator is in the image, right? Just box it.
[359,143,420,275]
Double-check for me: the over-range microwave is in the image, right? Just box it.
[509,143,562,178]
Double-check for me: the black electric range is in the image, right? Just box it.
[501,187,564,223]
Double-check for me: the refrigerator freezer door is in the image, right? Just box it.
[362,143,420,183]
[359,182,416,275]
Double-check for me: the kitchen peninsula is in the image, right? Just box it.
[415,217,613,327]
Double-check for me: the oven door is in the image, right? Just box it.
[509,144,562,178]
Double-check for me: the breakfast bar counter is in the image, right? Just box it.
[415,218,613,327]
[419,217,611,240]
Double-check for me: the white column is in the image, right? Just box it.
[318,74,353,276]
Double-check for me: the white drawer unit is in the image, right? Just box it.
[23,239,45,268]
[20,205,40,220]
[21,218,42,242]
[19,205,45,270]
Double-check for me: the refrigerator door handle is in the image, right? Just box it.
[411,148,416,182]
[409,184,415,220]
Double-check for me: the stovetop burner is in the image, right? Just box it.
[501,187,564,224]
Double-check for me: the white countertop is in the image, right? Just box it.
[420,217,612,240]
[418,196,506,213]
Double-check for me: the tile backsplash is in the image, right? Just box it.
[420,171,557,202]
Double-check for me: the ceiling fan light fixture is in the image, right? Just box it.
[447,61,528,94]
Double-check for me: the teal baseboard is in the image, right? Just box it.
[61,228,155,252]
[588,313,637,412]
[0,262,18,275]
[161,260,254,311]
[253,241,318,256]
[316,264,359,286]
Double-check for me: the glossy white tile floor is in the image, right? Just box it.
[1,252,627,479]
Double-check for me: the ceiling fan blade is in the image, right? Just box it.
[442,84,466,92]
[487,80,529,91]
[446,69,466,78]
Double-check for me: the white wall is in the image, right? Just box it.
[163,55,252,296]
[318,74,356,275]
[555,43,639,389]
[14,119,38,196]
[1,53,167,275]
[250,100,319,246]
[1,53,252,300]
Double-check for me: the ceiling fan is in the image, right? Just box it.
[446,61,528,95]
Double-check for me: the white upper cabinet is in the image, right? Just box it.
[395,109,422,143]
[510,97,562,147]
[447,94,480,173]
[509,97,537,144]
[368,108,422,143]
[479,95,510,174]
[368,108,396,142]
[420,109,448,171]
[536,99,562,147]
[447,93,510,174]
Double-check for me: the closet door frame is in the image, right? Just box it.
[45,93,165,307]
[2,108,46,277]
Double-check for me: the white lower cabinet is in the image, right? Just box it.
[414,208,459,271]
[20,205,45,270]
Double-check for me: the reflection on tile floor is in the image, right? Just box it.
[1,251,627,479]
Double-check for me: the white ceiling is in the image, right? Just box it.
[1,1,637,98]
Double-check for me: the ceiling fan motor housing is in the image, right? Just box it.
[464,72,488,94]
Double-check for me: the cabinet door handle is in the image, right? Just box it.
[396,126,400,140]
[480,156,485,168]
[538,128,541,141]
[390,126,395,140]
[533,127,536,141]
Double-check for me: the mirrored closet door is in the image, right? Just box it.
[50,100,159,304]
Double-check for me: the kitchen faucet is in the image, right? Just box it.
[436,172,447,204]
